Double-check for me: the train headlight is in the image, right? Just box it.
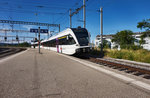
[83,48,86,52]
[76,49,80,53]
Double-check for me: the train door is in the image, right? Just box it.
[60,46,62,53]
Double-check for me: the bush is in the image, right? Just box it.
[18,42,31,47]
[98,40,111,49]
[120,45,142,50]
[105,49,150,63]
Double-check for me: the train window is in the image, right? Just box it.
[52,39,56,47]
[66,36,69,40]
[72,28,89,46]
[42,34,76,47]
[68,35,76,45]
[79,37,89,43]
[58,34,76,45]
[42,39,56,47]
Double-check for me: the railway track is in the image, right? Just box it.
[74,54,150,79]
[0,47,26,59]
[88,57,150,79]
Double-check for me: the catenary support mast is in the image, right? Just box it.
[100,7,103,53]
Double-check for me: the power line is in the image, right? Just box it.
[0,7,65,15]
[1,0,73,8]
[0,4,69,12]
[54,0,83,24]
[51,0,84,30]
[53,10,69,23]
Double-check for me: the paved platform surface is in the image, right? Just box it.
[0,49,150,98]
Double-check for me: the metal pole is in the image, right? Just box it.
[83,0,86,28]
[69,9,72,28]
[100,7,103,53]
[38,27,40,53]
[5,30,7,41]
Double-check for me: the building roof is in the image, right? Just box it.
[96,31,149,38]
[96,35,100,37]
[96,34,114,39]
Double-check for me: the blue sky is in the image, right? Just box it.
[0,0,150,42]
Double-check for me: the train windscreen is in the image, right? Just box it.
[72,28,89,46]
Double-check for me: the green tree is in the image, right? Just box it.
[98,39,111,49]
[112,30,135,49]
[137,19,150,31]
[137,19,150,45]
[18,42,31,47]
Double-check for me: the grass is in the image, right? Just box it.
[89,48,150,63]
[104,49,150,63]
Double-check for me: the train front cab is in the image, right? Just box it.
[71,28,91,55]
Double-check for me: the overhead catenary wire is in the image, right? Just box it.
[0,7,66,15]
[0,0,102,41]
[0,0,73,9]
[54,0,83,24]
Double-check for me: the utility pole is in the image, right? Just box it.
[38,27,40,53]
[100,7,103,53]
[4,30,7,41]
[69,9,72,28]
[83,0,86,28]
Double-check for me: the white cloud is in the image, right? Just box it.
[22,25,35,30]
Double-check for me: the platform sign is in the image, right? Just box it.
[30,29,38,33]
[30,29,48,33]
[40,29,48,33]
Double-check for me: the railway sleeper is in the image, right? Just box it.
[133,72,145,76]
[143,74,150,79]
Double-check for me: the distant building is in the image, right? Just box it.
[132,32,150,50]
[95,35,101,47]
[95,32,150,50]
[95,34,115,49]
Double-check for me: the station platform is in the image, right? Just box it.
[0,48,150,98]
